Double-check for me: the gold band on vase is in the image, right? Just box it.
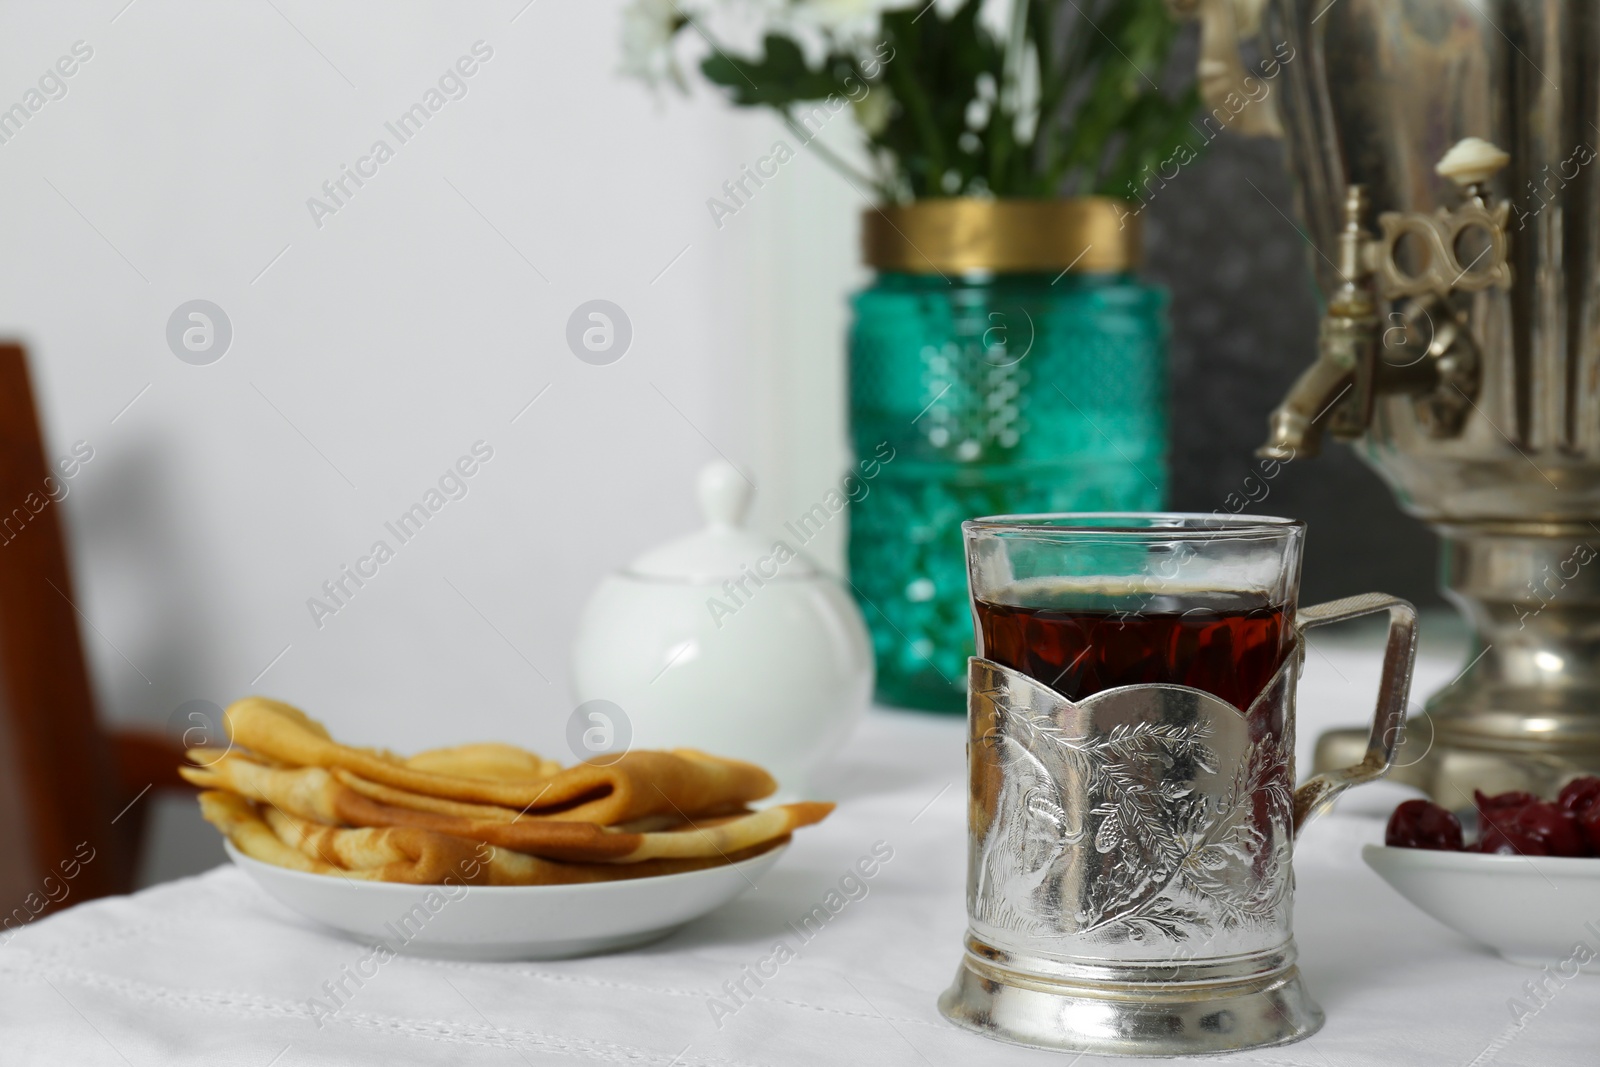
[861,197,1140,274]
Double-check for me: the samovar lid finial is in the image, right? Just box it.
[1435,137,1510,188]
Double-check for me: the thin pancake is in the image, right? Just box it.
[224,697,775,820]
[261,806,491,885]
[198,791,335,875]
[331,768,751,826]
[482,839,787,885]
[183,753,832,862]
[405,742,562,781]
[211,794,787,886]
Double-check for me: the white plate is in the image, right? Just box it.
[226,840,786,961]
[1363,843,1600,971]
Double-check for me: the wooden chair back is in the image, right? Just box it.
[0,344,185,927]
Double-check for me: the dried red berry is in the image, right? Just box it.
[1475,816,1549,855]
[1385,799,1465,851]
[1579,805,1600,854]
[1476,789,1539,816]
[1557,776,1600,817]
[1478,801,1588,857]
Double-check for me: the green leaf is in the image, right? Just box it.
[699,34,853,107]
[685,0,1204,201]
[876,0,1004,197]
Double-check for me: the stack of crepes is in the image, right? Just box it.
[183,698,832,887]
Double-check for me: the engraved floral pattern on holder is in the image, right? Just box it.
[967,659,1297,962]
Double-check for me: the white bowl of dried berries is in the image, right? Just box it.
[1364,778,1600,970]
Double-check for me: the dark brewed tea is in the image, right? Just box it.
[975,587,1292,710]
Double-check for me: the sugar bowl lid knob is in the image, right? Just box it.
[623,460,816,581]
[698,460,752,530]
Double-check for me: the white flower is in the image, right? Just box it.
[977,0,1014,40]
[620,0,689,90]
[853,83,894,135]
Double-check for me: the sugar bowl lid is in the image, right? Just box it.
[624,461,819,583]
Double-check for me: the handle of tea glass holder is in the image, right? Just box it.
[1291,593,1418,836]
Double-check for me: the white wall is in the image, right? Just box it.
[0,0,856,763]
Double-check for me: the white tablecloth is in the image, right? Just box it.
[2,640,1594,1066]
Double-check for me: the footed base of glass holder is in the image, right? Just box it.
[938,950,1324,1058]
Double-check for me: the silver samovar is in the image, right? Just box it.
[1178,0,1600,802]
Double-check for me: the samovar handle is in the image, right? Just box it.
[1376,138,1513,299]
[1289,594,1419,836]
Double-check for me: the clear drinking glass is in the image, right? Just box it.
[941,513,1419,1057]
[966,512,1304,710]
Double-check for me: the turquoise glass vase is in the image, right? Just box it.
[847,268,1169,711]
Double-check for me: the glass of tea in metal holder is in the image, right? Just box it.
[939,513,1418,1057]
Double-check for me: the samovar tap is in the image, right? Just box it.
[1260,140,1511,459]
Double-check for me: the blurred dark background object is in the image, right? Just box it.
[0,345,190,925]
[1143,133,1442,609]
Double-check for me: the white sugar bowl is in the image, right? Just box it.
[570,462,872,794]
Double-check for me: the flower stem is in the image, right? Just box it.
[778,108,885,196]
